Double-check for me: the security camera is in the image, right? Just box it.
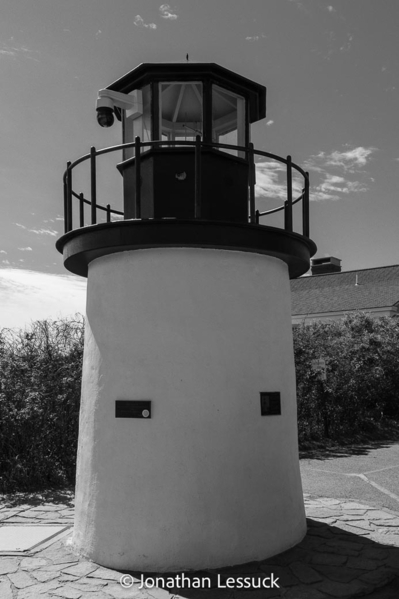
[96,89,143,128]
[96,95,115,127]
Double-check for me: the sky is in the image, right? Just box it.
[0,0,398,329]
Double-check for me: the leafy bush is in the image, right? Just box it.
[294,312,399,442]
[0,317,84,492]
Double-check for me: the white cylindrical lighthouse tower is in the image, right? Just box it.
[57,62,316,571]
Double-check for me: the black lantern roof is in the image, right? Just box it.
[105,62,266,123]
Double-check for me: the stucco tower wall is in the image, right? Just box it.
[72,247,306,571]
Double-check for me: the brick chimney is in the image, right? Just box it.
[311,256,341,275]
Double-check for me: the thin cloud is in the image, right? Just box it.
[324,146,377,170]
[0,42,39,61]
[315,174,367,198]
[0,250,7,254]
[159,4,178,20]
[266,120,274,126]
[15,223,58,236]
[305,146,375,201]
[255,161,303,201]
[134,15,157,29]
[340,34,353,53]
[17,247,33,252]
[246,33,266,42]
[288,0,312,16]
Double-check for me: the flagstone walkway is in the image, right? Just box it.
[0,493,398,598]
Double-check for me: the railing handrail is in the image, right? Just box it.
[63,140,309,181]
[63,138,310,237]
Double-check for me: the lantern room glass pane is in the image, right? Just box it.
[123,84,151,160]
[159,82,203,143]
[212,85,245,157]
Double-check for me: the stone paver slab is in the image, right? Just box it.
[16,579,62,598]
[340,502,372,510]
[78,591,115,599]
[385,552,399,570]
[47,555,80,566]
[32,570,61,582]
[104,584,148,599]
[359,568,394,586]
[346,556,380,570]
[338,524,371,535]
[319,498,341,506]
[43,563,80,572]
[310,553,348,566]
[49,587,83,599]
[70,582,109,593]
[365,510,397,520]
[58,574,81,582]
[38,512,63,520]
[17,510,48,518]
[325,538,365,551]
[0,578,13,599]
[307,508,342,518]
[370,533,399,545]
[88,566,125,581]
[233,589,282,599]
[342,519,375,532]
[372,518,399,527]
[316,578,368,597]
[62,562,99,577]
[2,517,39,524]
[289,562,323,584]
[0,558,20,575]
[284,586,326,599]
[362,547,390,560]
[8,570,36,589]
[21,557,49,570]
[312,564,365,583]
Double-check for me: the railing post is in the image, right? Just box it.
[106,204,111,223]
[63,176,68,234]
[248,142,256,223]
[303,171,310,237]
[79,193,84,228]
[195,135,201,219]
[90,146,97,225]
[285,155,293,232]
[66,161,72,232]
[255,209,260,225]
[135,136,141,219]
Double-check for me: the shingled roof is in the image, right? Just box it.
[290,264,399,317]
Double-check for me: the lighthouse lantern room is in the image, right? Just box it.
[57,61,316,571]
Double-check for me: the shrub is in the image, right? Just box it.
[293,312,399,442]
[0,316,84,492]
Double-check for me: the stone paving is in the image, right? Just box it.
[0,493,398,598]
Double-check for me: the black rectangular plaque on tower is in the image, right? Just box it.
[115,400,151,419]
[260,392,281,416]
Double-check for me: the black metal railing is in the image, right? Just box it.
[62,136,310,237]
